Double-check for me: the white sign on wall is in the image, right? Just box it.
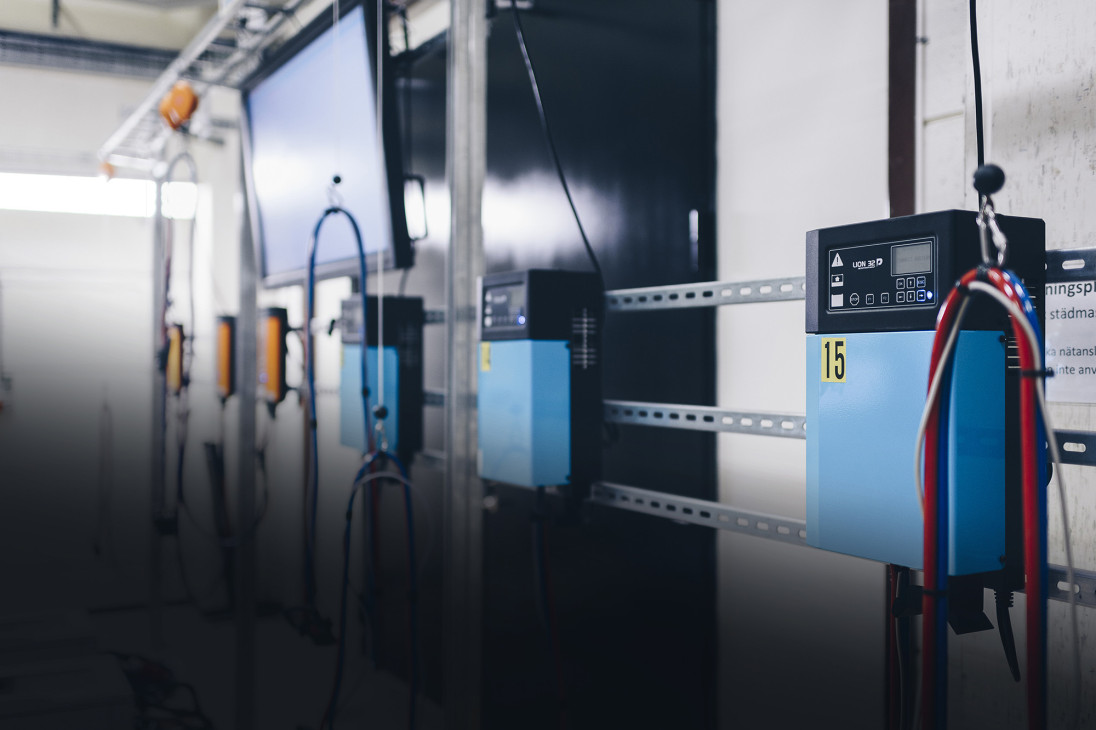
[1044,279,1096,404]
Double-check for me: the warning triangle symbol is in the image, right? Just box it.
[832,252,844,267]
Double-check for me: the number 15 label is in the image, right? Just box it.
[821,338,846,382]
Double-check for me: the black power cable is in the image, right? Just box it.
[511,5,606,293]
[969,0,985,170]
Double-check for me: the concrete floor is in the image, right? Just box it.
[91,603,444,729]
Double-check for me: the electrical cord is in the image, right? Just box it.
[967,277,1081,729]
[532,487,568,730]
[511,5,605,293]
[969,0,985,170]
[173,519,228,614]
[176,407,273,549]
[94,398,114,558]
[918,267,1071,730]
[400,5,413,173]
[321,455,417,730]
[913,297,971,513]
[922,293,960,730]
[161,150,199,533]
[112,651,215,729]
[304,204,373,608]
[973,272,1046,730]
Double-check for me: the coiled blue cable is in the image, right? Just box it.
[324,450,417,730]
[305,206,371,607]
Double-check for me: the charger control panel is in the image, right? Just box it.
[827,238,937,312]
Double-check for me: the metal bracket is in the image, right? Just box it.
[1048,565,1096,609]
[425,309,447,324]
[605,276,805,312]
[1055,430,1096,467]
[98,0,310,168]
[604,399,806,439]
[424,389,446,407]
[590,482,808,546]
[1045,248,1096,283]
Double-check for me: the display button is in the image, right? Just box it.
[866,294,874,305]
[832,274,844,287]
[916,276,926,288]
[897,291,905,303]
[906,277,916,289]
[831,293,844,308]
[917,290,926,302]
[881,293,890,304]
[896,278,905,290]
[850,293,860,306]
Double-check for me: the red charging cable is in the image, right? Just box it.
[921,267,1045,730]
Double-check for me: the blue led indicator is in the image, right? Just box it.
[927,291,933,300]
[517,315,527,325]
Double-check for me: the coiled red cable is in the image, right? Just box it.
[921,267,1045,730]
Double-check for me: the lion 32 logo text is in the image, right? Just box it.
[852,257,884,270]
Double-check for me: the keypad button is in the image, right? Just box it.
[916,276,926,288]
[881,293,890,304]
[906,277,916,289]
[897,291,905,303]
[896,278,905,290]
[917,290,926,302]
[866,294,875,305]
[850,293,860,306]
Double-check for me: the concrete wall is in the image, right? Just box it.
[715,3,889,727]
[919,1,1096,727]
[716,1,1096,727]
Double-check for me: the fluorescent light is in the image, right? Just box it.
[0,172,196,219]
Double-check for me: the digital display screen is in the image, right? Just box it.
[483,284,527,329]
[246,6,394,283]
[892,241,932,276]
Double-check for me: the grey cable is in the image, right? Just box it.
[966,280,1081,729]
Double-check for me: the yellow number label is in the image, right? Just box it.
[480,342,491,372]
[821,338,846,382]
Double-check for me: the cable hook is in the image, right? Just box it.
[973,164,1008,267]
[977,197,1008,267]
[327,174,344,209]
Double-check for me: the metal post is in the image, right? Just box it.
[234,159,258,730]
[150,176,166,651]
[443,0,487,724]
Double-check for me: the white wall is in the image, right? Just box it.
[919,1,1096,727]
[716,3,889,727]
[0,64,247,612]
[0,0,213,50]
[0,66,161,611]
[716,1,1096,728]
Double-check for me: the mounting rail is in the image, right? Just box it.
[604,399,806,439]
[1046,248,1096,282]
[590,482,808,546]
[99,0,311,169]
[604,276,805,312]
[589,482,1096,608]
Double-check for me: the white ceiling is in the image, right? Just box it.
[0,0,218,50]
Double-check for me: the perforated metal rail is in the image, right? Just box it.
[1046,248,1096,282]
[604,277,806,312]
[604,399,806,439]
[589,482,808,546]
[590,481,1096,608]
[1056,430,1096,467]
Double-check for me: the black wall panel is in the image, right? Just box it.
[391,0,717,723]
[479,1,718,727]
